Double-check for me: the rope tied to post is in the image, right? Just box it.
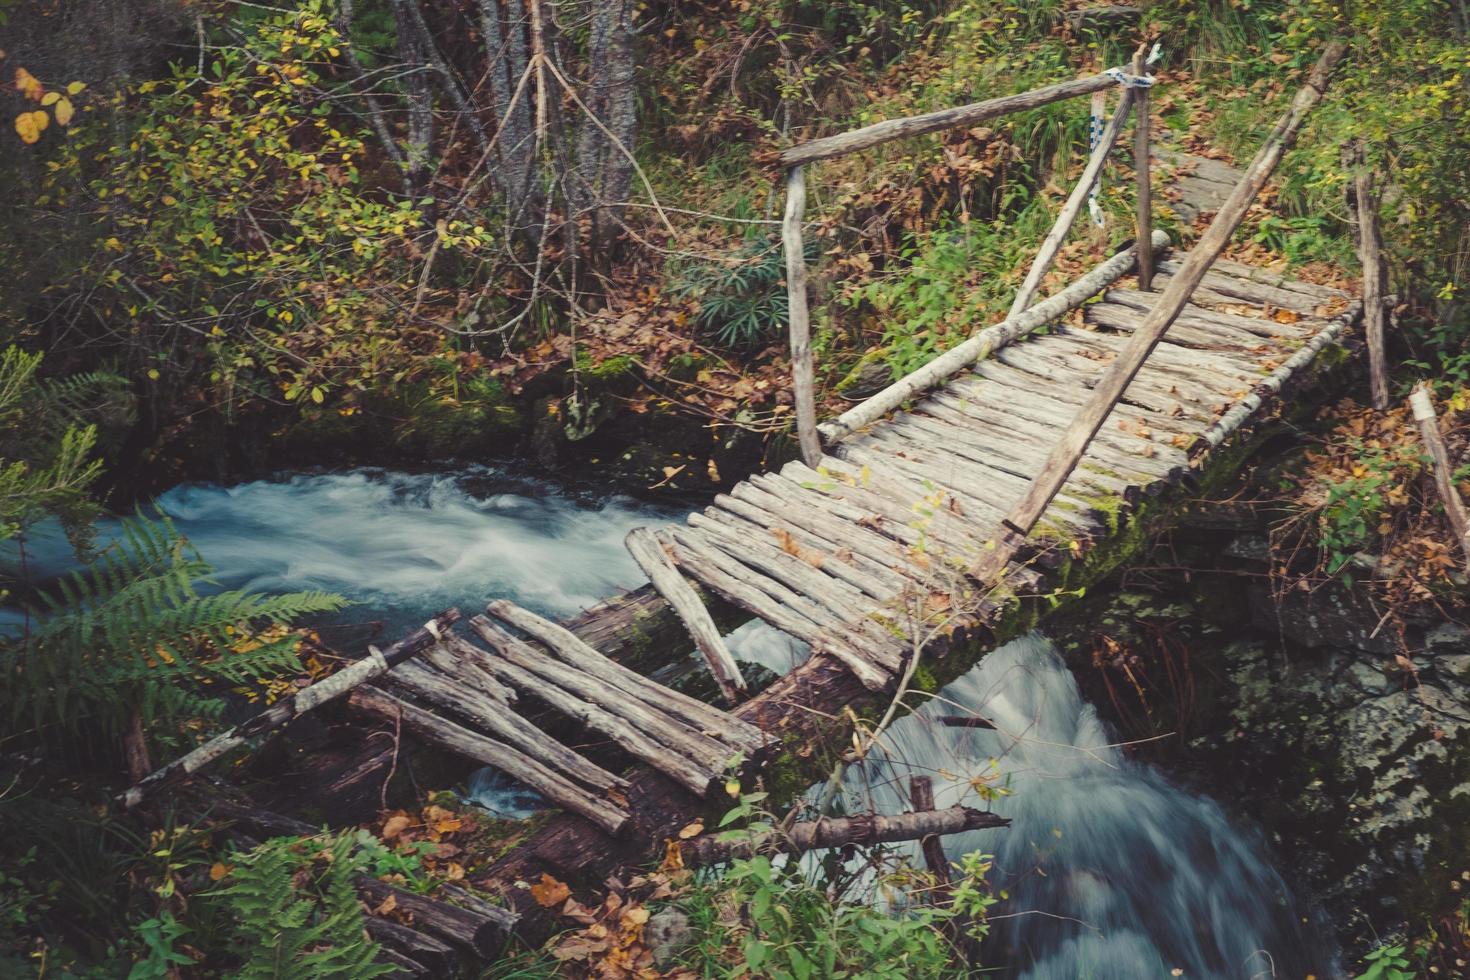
[1089,43,1163,225]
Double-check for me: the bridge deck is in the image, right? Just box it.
[653,248,1352,691]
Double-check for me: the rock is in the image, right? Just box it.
[1223,533,1271,563]
[1425,622,1470,653]
[645,907,693,968]
[1248,579,1400,655]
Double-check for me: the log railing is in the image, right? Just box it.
[779,49,1160,466]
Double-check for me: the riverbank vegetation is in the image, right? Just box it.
[3,0,1468,975]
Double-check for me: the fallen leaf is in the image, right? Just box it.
[381,814,412,839]
[530,873,571,908]
[677,821,703,839]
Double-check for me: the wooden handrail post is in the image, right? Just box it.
[783,165,822,467]
[1409,385,1470,575]
[1133,46,1155,291]
[1348,139,1390,410]
[968,40,1349,586]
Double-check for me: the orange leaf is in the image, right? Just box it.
[530,873,571,908]
[14,67,43,100]
[434,818,463,834]
[677,821,703,839]
[53,97,73,126]
[381,814,412,839]
[209,862,232,881]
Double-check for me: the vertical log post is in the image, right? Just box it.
[908,775,952,892]
[1352,146,1390,410]
[783,165,822,467]
[1133,46,1155,292]
[968,40,1349,586]
[1409,385,1470,576]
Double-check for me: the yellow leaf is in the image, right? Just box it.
[53,98,72,126]
[445,862,465,881]
[146,368,160,381]
[530,873,571,908]
[29,110,47,134]
[677,821,703,839]
[67,81,86,95]
[209,862,231,881]
[433,818,462,834]
[15,112,39,144]
[41,91,59,106]
[14,67,42,100]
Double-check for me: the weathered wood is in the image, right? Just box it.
[355,876,514,960]
[1009,89,1135,317]
[365,917,458,977]
[1149,264,1333,314]
[420,637,517,705]
[347,686,632,835]
[1133,46,1155,292]
[1102,288,1319,339]
[819,232,1167,443]
[206,800,515,962]
[1409,385,1470,575]
[1193,301,1361,452]
[783,166,822,467]
[625,526,748,705]
[667,529,893,692]
[1353,156,1390,409]
[969,40,1348,585]
[677,804,1008,866]
[120,611,461,809]
[380,658,629,795]
[485,600,768,759]
[908,776,953,889]
[468,616,726,794]
[780,72,1116,166]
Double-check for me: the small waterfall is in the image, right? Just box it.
[837,634,1330,978]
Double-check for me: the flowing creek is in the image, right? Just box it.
[6,467,1331,975]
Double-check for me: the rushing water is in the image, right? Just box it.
[837,635,1330,978]
[5,468,1324,974]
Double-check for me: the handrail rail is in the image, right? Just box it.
[779,72,1117,167]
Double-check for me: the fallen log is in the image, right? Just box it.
[677,804,1008,867]
[365,917,457,977]
[119,611,461,809]
[205,800,516,962]
[347,687,632,836]
[907,777,953,890]
[625,526,748,705]
[1410,384,1470,575]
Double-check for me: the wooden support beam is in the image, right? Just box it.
[1409,385,1470,575]
[1008,87,1136,317]
[119,611,461,809]
[784,165,822,468]
[779,73,1116,166]
[969,40,1349,586]
[1353,149,1390,410]
[1133,46,1155,292]
[625,527,749,705]
[677,804,1008,866]
[819,231,1167,444]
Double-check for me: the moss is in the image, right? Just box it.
[575,351,639,382]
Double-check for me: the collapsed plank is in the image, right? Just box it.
[678,805,1009,866]
[120,611,462,809]
[348,686,631,836]
[625,526,749,705]
[1410,385,1470,575]
[470,616,724,795]
[485,599,767,759]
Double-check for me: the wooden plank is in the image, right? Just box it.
[1103,288,1320,339]
[1133,45,1154,292]
[625,527,749,705]
[819,233,1167,443]
[968,40,1349,586]
[468,617,724,795]
[1084,301,1265,351]
[1150,265,1331,314]
[1353,156,1390,409]
[348,687,632,836]
[379,657,629,795]
[486,600,767,759]
[780,72,1116,166]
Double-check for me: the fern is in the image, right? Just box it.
[1,510,347,751]
[216,834,394,980]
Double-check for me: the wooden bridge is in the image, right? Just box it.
[127,42,1371,971]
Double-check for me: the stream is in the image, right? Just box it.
[5,467,1330,976]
